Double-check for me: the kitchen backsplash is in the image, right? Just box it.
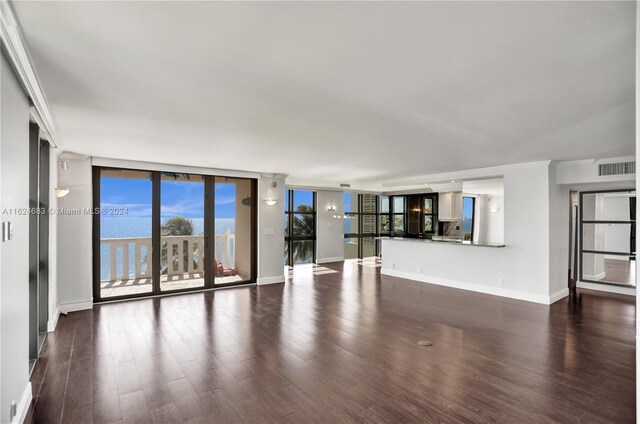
[442,221,462,237]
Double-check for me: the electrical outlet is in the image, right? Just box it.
[497,278,503,287]
[418,267,423,273]
[392,263,396,269]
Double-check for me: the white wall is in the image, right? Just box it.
[257,174,286,284]
[382,162,569,304]
[57,157,93,311]
[0,52,32,423]
[548,162,570,296]
[316,190,344,263]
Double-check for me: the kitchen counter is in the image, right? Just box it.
[376,236,505,248]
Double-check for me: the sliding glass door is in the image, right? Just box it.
[98,169,154,298]
[214,177,255,284]
[160,173,205,292]
[580,189,636,287]
[94,167,256,302]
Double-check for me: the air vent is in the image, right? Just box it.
[598,161,635,176]
[340,183,351,188]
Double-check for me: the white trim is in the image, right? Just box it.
[381,268,561,305]
[0,1,60,148]
[257,275,285,285]
[12,382,31,424]
[47,306,60,332]
[577,281,636,296]
[584,272,606,280]
[549,288,570,304]
[91,157,260,179]
[316,257,344,264]
[59,299,93,313]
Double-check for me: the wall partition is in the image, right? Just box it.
[93,167,256,302]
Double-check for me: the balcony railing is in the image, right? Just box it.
[100,230,235,282]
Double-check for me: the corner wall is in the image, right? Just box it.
[316,190,344,263]
[56,157,93,312]
[258,174,286,284]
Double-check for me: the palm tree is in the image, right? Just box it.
[291,205,314,264]
[160,217,196,273]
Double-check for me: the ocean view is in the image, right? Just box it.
[100,217,236,280]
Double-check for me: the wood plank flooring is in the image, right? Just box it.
[26,261,635,423]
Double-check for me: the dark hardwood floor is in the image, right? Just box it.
[26,261,635,423]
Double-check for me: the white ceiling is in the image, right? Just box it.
[13,1,636,190]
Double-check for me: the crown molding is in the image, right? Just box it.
[1,0,60,148]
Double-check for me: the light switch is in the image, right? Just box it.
[263,228,274,236]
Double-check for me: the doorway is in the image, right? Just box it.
[28,123,49,371]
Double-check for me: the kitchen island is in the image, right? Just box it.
[378,236,563,305]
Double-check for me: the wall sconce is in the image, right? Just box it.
[58,160,69,170]
[263,180,278,206]
[55,187,70,198]
[327,205,336,212]
[490,206,500,213]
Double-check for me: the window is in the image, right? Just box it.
[285,189,316,265]
[379,196,391,235]
[392,196,406,235]
[94,167,257,302]
[462,196,475,241]
[579,190,636,287]
[344,193,380,258]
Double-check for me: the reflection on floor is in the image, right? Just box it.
[286,264,339,277]
[100,273,243,298]
[602,258,636,286]
[356,257,382,268]
[28,261,635,423]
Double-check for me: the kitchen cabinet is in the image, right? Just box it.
[438,192,462,221]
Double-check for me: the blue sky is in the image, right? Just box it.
[100,177,238,219]
[462,196,474,232]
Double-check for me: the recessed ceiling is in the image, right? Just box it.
[13,1,636,189]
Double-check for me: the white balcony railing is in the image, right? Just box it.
[100,230,235,282]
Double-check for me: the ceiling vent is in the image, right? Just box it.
[598,161,635,176]
[339,183,351,188]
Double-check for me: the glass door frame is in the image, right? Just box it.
[92,166,257,303]
[579,188,636,287]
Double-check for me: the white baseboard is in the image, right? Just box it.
[316,257,345,264]
[381,268,563,305]
[583,272,606,280]
[257,275,285,285]
[59,299,93,313]
[577,281,636,296]
[12,382,32,424]
[549,288,570,304]
[47,306,60,332]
